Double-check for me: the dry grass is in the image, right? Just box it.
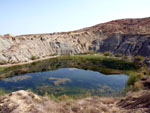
[1,90,150,113]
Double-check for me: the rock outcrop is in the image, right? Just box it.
[118,90,150,113]
[0,90,150,113]
[0,17,150,64]
[0,90,64,113]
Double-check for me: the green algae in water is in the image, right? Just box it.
[49,77,72,86]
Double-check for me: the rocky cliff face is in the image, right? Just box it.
[0,17,150,64]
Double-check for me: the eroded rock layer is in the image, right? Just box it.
[0,17,150,64]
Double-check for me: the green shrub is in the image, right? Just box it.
[123,56,128,60]
[31,56,39,60]
[50,53,57,56]
[88,51,96,55]
[104,52,111,56]
[0,88,7,96]
[134,56,144,62]
[115,54,123,57]
[33,35,38,38]
[127,73,138,86]
[82,51,96,55]
[0,60,7,65]
[101,58,140,70]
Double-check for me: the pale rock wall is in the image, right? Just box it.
[1,17,150,64]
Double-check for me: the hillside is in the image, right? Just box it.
[0,90,150,113]
[0,17,150,64]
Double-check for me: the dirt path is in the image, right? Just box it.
[0,56,58,68]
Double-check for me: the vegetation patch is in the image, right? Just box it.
[0,88,8,96]
[0,55,141,78]
[0,60,7,65]
[49,77,72,86]
[3,75,32,82]
[0,54,144,96]
[104,52,111,56]
[31,56,39,60]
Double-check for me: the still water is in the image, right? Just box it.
[0,68,128,97]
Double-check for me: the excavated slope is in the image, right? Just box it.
[0,17,150,64]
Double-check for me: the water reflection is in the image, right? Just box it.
[0,68,128,97]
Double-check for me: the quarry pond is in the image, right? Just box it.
[0,55,139,98]
[0,67,128,97]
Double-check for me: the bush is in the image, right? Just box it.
[0,60,7,65]
[101,58,140,70]
[115,54,123,57]
[123,56,128,60]
[0,88,7,96]
[31,56,39,60]
[88,51,96,55]
[127,73,138,86]
[50,53,57,56]
[33,35,38,38]
[82,51,96,55]
[104,52,111,56]
[134,56,144,62]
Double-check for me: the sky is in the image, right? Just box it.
[0,0,150,36]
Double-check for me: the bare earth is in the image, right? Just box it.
[0,90,150,113]
[0,56,58,68]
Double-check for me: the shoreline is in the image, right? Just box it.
[0,55,58,68]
